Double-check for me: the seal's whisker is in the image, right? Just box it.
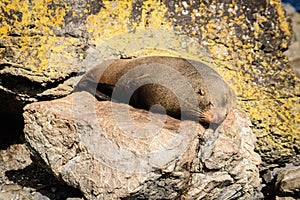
[186,108,206,117]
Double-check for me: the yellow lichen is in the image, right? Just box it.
[139,0,171,29]
[86,0,174,45]
[0,0,66,36]
[270,0,292,39]
[0,0,69,73]
[86,1,133,43]
[241,97,300,159]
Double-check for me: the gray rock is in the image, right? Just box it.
[0,144,32,185]
[0,189,33,200]
[0,143,83,199]
[32,192,51,200]
[275,165,300,197]
[284,11,300,79]
[23,91,261,199]
[283,3,297,15]
[66,198,84,200]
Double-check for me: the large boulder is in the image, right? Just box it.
[23,92,261,199]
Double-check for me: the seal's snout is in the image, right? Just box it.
[198,110,213,124]
[200,108,227,125]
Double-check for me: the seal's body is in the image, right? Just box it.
[77,56,236,124]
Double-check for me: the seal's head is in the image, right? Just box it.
[178,59,237,126]
[197,79,237,125]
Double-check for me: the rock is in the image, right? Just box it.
[23,91,261,199]
[260,164,300,199]
[283,3,297,15]
[275,165,300,197]
[0,0,299,199]
[0,188,33,200]
[276,196,296,200]
[0,144,32,184]
[0,144,83,199]
[66,198,84,200]
[0,0,299,166]
[284,11,300,79]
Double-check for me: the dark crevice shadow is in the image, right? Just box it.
[0,88,26,149]
[0,112,24,150]
[5,157,84,200]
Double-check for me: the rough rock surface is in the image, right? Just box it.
[261,164,300,200]
[0,144,32,184]
[23,92,261,199]
[284,10,300,79]
[0,0,299,166]
[275,165,300,198]
[0,144,84,199]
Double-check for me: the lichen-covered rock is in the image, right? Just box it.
[23,92,261,199]
[0,0,298,166]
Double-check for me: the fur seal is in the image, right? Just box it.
[76,56,236,125]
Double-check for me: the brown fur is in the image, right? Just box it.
[77,56,236,124]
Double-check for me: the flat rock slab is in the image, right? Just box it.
[23,92,261,199]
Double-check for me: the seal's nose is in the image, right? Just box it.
[198,110,213,124]
[199,108,226,125]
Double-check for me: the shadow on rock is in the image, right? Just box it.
[0,112,24,150]
[260,163,300,200]
[5,160,84,200]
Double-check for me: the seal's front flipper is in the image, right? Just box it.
[76,78,96,93]
[76,78,112,101]
[95,83,115,101]
[95,90,111,101]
